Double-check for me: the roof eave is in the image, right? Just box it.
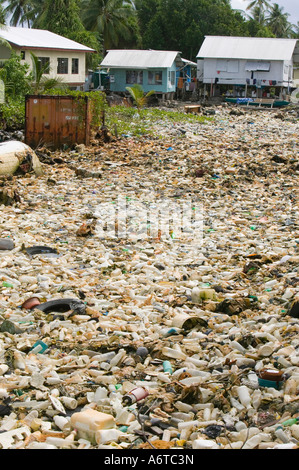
[8,42,95,53]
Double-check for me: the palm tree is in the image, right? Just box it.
[267,3,292,37]
[246,0,272,23]
[4,0,34,27]
[30,52,67,94]
[125,84,154,114]
[291,22,299,39]
[81,0,136,54]
[23,0,48,28]
[250,5,268,25]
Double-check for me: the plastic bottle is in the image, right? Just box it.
[53,415,71,432]
[242,434,262,449]
[109,349,126,368]
[175,401,194,412]
[92,352,116,363]
[122,387,149,405]
[275,426,290,443]
[230,340,246,354]
[282,418,299,427]
[161,347,187,360]
[157,373,171,383]
[290,425,299,440]
[61,396,78,410]
[13,351,26,370]
[163,360,173,374]
[2,281,13,288]
[235,421,247,431]
[237,385,252,409]
[192,439,219,449]
[252,389,262,409]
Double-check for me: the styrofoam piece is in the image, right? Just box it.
[0,426,31,449]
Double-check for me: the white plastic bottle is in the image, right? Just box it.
[237,385,252,409]
[161,347,187,360]
[242,434,262,449]
[275,426,290,443]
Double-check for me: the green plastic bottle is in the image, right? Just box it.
[282,418,299,426]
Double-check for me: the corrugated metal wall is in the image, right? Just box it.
[25,95,91,149]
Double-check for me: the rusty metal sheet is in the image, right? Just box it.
[25,95,91,149]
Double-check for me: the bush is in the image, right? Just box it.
[0,98,26,130]
[0,53,32,99]
[45,89,108,129]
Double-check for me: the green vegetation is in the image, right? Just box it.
[45,88,108,130]
[30,52,69,94]
[125,84,155,114]
[2,0,298,62]
[0,52,32,129]
[105,105,213,137]
[0,52,32,98]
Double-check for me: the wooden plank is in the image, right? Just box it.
[253,98,274,108]
[185,105,201,113]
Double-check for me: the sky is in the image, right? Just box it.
[230,0,299,25]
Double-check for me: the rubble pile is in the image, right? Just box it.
[0,105,298,449]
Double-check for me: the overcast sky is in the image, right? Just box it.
[230,0,299,25]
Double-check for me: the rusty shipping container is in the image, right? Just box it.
[25,95,91,149]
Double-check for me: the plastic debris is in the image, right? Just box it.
[0,103,298,450]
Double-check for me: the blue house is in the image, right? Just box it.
[100,49,185,99]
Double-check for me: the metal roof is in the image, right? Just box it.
[100,49,183,69]
[0,26,95,52]
[182,58,197,67]
[197,36,298,61]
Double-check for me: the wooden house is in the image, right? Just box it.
[100,49,185,99]
[197,36,299,99]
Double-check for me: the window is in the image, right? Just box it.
[38,57,50,74]
[20,50,26,60]
[72,58,79,74]
[126,70,143,84]
[148,70,162,85]
[168,70,175,86]
[216,59,239,73]
[245,61,270,72]
[57,58,68,74]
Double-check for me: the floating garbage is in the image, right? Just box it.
[0,239,14,250]
[25,246,59,258]
[0,104,298,450]
[36,298,86,314]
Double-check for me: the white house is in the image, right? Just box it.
[0,26,95,88]
[197,36,299,98]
